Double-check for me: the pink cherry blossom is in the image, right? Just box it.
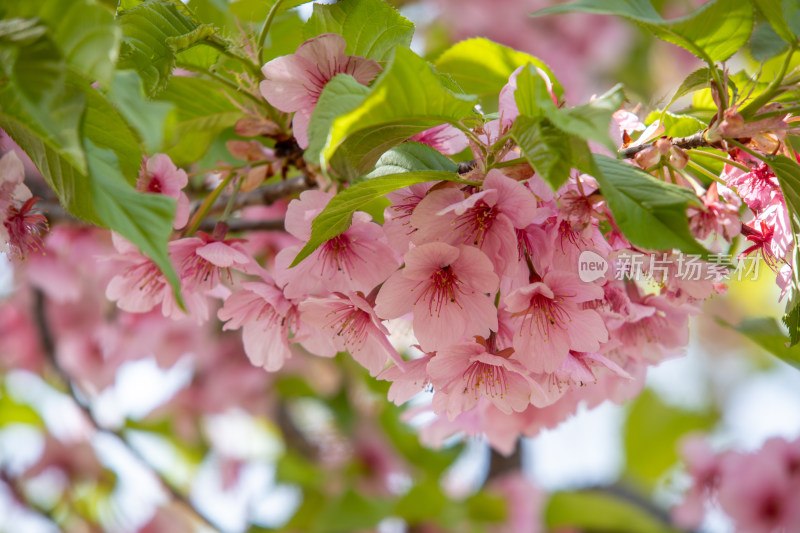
[407,124,468,155]
[411,170,539,273]
[375,242,499,352]
[217,275,299,372]
[378,354,432,405]
[717,442,800,533]
[0,151,32,214]
[3,196,48,259]
[170,232,254,293]
[137,153,190,229]
[504,270,607,372]
[299,292,405,376]
[672,435,724,529]
[688,182,741,246]
[428,339,549,419]
[276,190,400,298]
[383,182,435,253]
[260,33,381,148]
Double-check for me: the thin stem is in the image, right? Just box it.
[204,38,262,78]
[257,0,287,65]
[186,172,235,235]
[689,149,751,172]
[741,47,797,119]
[178,63,263,106]
[222,176,245,221]
[489,157,527,169]
[687,160,727,185]
[752,104,800,120]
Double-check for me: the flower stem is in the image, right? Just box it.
[257,0,287,65]
[186,172,235,235]
[689,149,750,172]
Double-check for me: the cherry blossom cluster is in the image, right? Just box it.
[673,435,800,533]
[0,33,738,454]
[722,146,796,300]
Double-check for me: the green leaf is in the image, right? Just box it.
[752,0,800,45]
[305,74,371,166]
[290,171,461,267]
[38,0,121,86]
[589,155,705,254]
[106,70,175,153]
[768,154,800,333]
[546,491,681,533]
[395,483,447,525]
[433,38,563,109]
[646,110,705,138]
[156,76,242,165]
[320,47,477,179]
[511,115,572,190]
[303,0,414,62]
[82,81,145,182]
[624,389,716,488]
[366,142,458,178]
[85,139,181,297]
[750,21,792,61]
[0,81,180,298]
[515,65,624,151]
[0,31,87,174]
[718,316,800,369]
[535,0,754,64]
[118,0,217,95]
[311,490,392,533]
[784,295,800,346]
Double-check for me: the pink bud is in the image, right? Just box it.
[635,146,661,169]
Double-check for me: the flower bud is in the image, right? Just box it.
[668,147,689,169]
[655,137,672,156]
[635,146,661,169]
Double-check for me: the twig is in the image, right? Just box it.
[619,131,710,158]
[209,174,315,214]
[31,290,224,533]
[198,218,284,233]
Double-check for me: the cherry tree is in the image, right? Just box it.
[1,0,800,531]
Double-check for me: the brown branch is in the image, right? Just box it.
[487,440,523,481]
[619,131,710,158]
[208,174,316,216]
[30,290,224,533]
[198,218,284,233]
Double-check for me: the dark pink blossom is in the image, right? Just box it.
[504,270,607,372]
[299,292,405,376]
[137,153,190,229]
[428,340,549,419]
[218,275,299,372]
[259,33,381,148]
[276,190,400,298]
[411,170,540,273]
[375,242,499,352]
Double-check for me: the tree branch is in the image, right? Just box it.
[31,290,224,533]
[619,131,710,158]
[209,174,316,216]
[487,440,522,481]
